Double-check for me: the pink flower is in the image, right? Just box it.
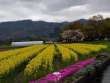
[29,80,36,83]
[31,58,95,83]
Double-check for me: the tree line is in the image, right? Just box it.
[62,15,110,41]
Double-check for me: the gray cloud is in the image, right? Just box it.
[41,0,87,11]
[87,0,110,12]
[0,0,109,22]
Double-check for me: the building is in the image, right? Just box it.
[11,41,44,47]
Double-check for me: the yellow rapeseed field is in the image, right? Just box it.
[62,44,107,55]
[0,43,107,82]
[0,45,41,61]
[24,45,55,78]
[57,45,78,62]
[0,45,47,78]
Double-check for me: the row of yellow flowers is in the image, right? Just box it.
[0,45,47,78]
[70,43,107,51]
[24,45,55,79]
[0,45,43,61]
[62,44,107,55]
[57,45,78,62]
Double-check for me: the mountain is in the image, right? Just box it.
[78,19,88,24]
[0,20,68,42]
[73,19,88,24]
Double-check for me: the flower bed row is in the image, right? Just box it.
[63,52,110,83]
[29,58,95,83]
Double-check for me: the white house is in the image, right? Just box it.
[11,41,43,47]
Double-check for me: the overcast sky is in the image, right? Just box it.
[0,0,110,22]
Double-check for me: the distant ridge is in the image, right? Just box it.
[0,20,68,41]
